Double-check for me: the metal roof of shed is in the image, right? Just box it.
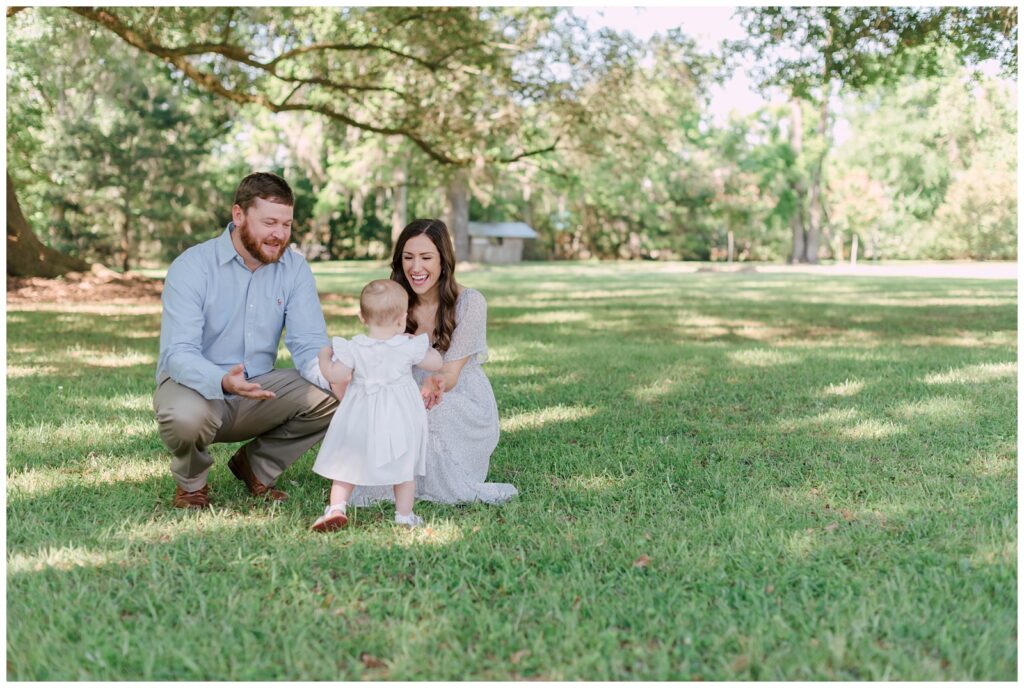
[467,221,538,239]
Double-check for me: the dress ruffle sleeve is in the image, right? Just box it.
[445,289,489,363]
[407,333,432,365]
[331,336,354,368]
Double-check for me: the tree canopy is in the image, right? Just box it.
[5,6,1017,274]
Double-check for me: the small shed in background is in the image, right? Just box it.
[467,221,538,264]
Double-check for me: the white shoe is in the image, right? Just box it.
[395,512,424,528]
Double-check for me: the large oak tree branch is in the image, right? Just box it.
[67,7,563,167]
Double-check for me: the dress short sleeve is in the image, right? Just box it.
[406,333,431,365]
[331,336,354,368]
[445,289,488,363]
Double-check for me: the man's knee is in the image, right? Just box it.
[298,383,339,425]
[156,399,222,449]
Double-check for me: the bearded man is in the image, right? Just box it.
[153,172,341,509]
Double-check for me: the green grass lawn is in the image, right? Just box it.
[6,262,1017,680]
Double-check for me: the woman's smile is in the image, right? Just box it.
[402,234,442,295]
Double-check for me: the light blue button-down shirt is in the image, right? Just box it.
[156,223,330,400]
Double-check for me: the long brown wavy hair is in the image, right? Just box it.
[390,219,459,352]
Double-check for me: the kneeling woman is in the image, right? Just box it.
[350,219,518,506]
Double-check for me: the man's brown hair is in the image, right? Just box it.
[233,172,294,212]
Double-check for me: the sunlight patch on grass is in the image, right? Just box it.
[122,510,283,544]
[778,408,860,434]
[485,347,519,364]
[501,405,596,432]
[895,396,972,422]
[582,317,633,332]
[728,348,800,368]
[9,303,162,315]
[675,314,793,341]
[67,348,154,368]
[903,331,1016,348]
[551,474,621,493]
[785,528,818,559]
[820,379,865,397]
[97,395,154,412]
[505,310,591,325]
[632,374,694,403]
[923,362,1016,385]
[322,304,360,318]
[8,458,166,496]
[968,445,1017,479]
[8,546,127,575]
[11,418,157,458]
[391,520,465,548]
[839,418,905,440]
[968,541,1016,567]
[7,364,58,379]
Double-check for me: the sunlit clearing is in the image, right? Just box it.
[728,348,800,367]
[8,546,125,574]
[820,379,865,397]
[505,310,591,324]
[8,457,166,496]
[501,404,596,432]
[924,362,1016,385]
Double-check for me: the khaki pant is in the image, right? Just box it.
[153,369,338,491]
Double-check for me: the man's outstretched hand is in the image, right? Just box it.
[222,364,276,399]
[420,375,445,410]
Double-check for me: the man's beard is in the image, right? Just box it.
[238,219,288,264]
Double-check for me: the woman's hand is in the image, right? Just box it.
[420,375,445,410]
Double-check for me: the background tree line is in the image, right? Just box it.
[6,6,1016,276]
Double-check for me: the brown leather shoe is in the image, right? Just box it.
[173,484,210,509]
[227,447,288,501]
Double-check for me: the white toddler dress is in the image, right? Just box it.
[311,333,431,486]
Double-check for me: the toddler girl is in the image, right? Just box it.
[310,279,442,531]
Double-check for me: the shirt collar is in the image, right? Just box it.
[216,222,240,265]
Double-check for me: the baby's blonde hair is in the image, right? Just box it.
[360,279,408,326]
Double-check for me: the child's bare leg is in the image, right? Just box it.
[330,480,355,506]
[393,480,415,516]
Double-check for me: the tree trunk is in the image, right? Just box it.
[6,173,88,277]
[788,96,807,264]
[391,158,408,245]
[445,168,470,261]
[805,21,835,266]
[120,195,132,272]
[805,94,830,265]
